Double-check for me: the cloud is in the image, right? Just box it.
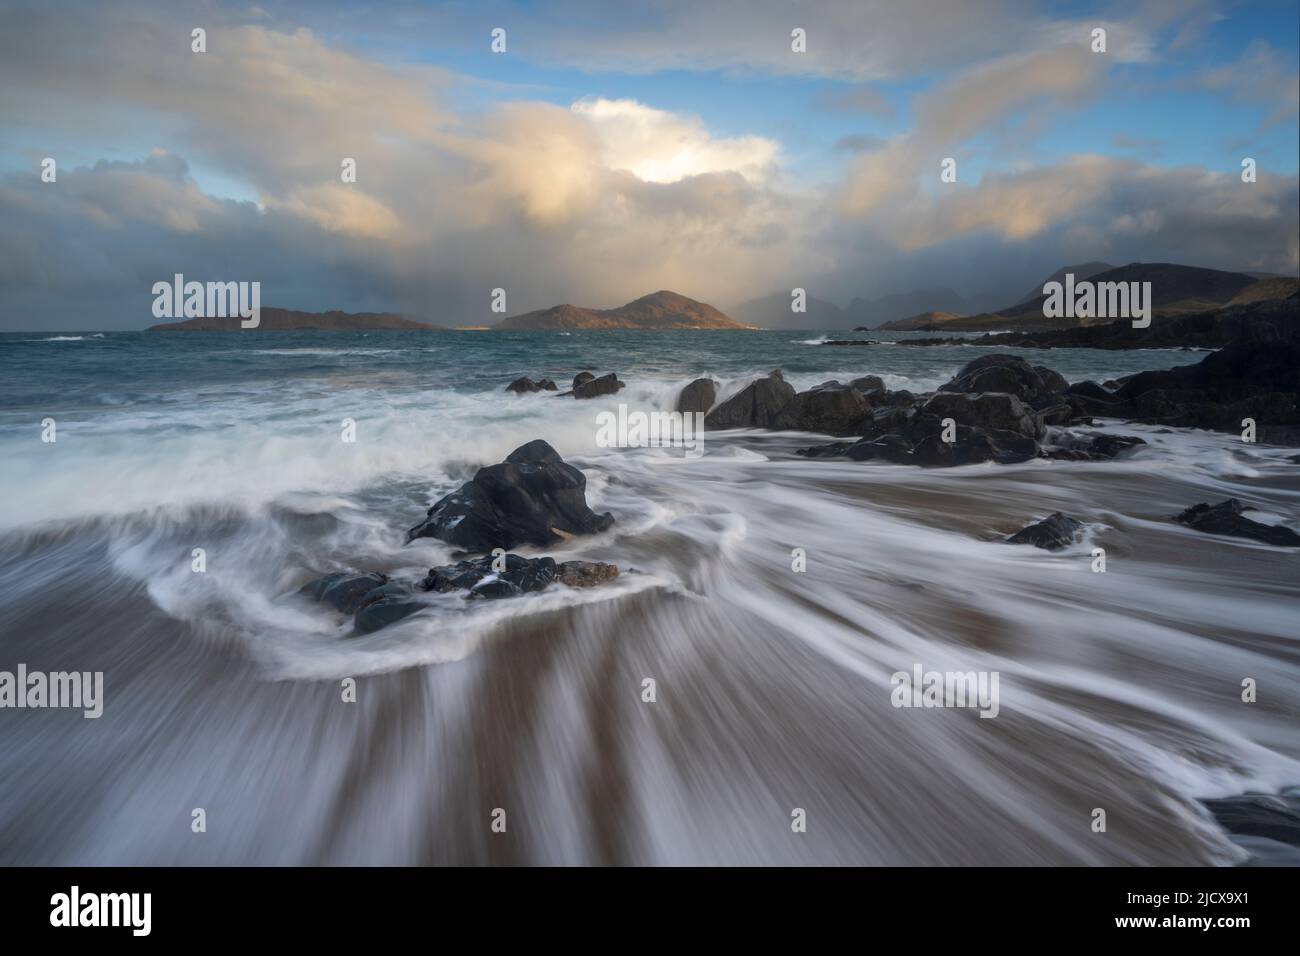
[0,1,1295,331]
[570,97,779,183]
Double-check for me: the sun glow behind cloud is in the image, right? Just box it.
[571,97,779,184]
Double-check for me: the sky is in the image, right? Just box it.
[0,0,1297,330]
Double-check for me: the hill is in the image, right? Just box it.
[493,291,747,330]
[880,263,1274,332]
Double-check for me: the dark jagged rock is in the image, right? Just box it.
[774,381,871,436]
[912,425,1040,467]
[675,377,717,415]
[849,375,885,396]
[1174,499,1300,547]
[506,376,557,393]
[847,434,916,463]
[1067,380,1119,402]
[1044,431,1146,461]
[939,354,1057,405]
[422,553,618,599]
[1034,366,1069,393]
[1111,319,1300,437]
[922,391,1044,439]
[704,370,796,429]
[1007,513,1083,550]
[299,571,389,614]
[406,439,614,552]
[572,372,624,400]
[353,586,425,634]
[572,371,595,390]
[299,573,425,634]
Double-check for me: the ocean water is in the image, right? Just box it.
[1,329,1297,864]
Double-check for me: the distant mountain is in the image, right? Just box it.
[881,262,1272,332]
[730,291,846,330]
[844,287,970,329]
[1015,261,1114,304]
[876,310,969,331]
[493,290,747,330]
[149,308,441,331]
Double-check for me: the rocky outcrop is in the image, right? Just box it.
[922,391,1044,439]
[704,370,796,429]
[1174,499,1300,547]
[774,381,871,435]
[405,439,614,552]
[675,378,717,415]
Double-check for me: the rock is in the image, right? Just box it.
[421,553,618,599]
[353,591,425,634]
[557,560,620,588]
[912,425,1039,467]
[704,370,796,429]
[1114,321,1300,435]
[299,571,389,614]
[506,377,557,393]
[774,381,871,436]
[1044,432,1146,461]
[1173,499,1300,546]
[1066,380,1120,403]
[845,434,915,463]
[572,372,625,400]
[572,371,595,389]
[922,391,1044,439]
[1034,366,1069,393]
[405,439,615,552]
[1007,513,1083,550]
[849,375,885,396]
[1036,402,1074,426]
[940,354,1054,404]
[675,377,717,415]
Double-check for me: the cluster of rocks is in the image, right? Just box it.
[690,355,1146,467]
[301,439,621,634]
[507,371,625,399]
[1002,498,1300,554]
[301,554,620,634]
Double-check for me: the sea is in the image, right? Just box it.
[1,328,1297,864]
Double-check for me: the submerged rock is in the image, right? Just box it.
[506,376,557,393]
[1007,513,1083,550]
[1174,499,1300,547]
[1044,431,1146,461]
[299,571,389,614]
[422,553,619,599]
[406,439,614,552]
[572,372,624,399]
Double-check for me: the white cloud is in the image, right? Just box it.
[570,98,779,184]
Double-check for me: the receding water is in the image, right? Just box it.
[0,329,1296,864]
